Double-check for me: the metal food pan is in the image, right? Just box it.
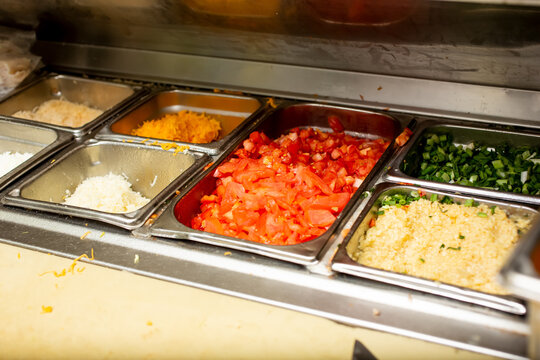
[0,118,73,191]
[96,89,262,155]
[148,103,401,265]
[332,183,538,315]
[2,139,210,230]
[499,218,540,358]
[386,120,540,205]
[0,74,143,137]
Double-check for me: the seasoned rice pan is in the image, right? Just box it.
[2,139,210,229]
[0,74,143,136]
[149,103,401,265]
[0,118,72,191]
[332,183,537,315]
[96,89,263,155]
[386,120,540,205]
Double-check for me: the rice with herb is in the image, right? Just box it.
[348,197,532,294]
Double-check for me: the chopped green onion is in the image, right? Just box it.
[419,258,425,263]
[492,160,504,169]
[459,234,465,239]
[440,244,445,249]
[430,193,438,202]
[447,246,461,251]
[490,206,496,214]
[477,212,488,218]
[464,199,474,207]
[376,210,385,216]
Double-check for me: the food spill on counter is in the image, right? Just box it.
[41,305,53,314]
[405,132,540,195]
[131,110,221,143]
[0,151,33,177]
[190,117,390,245]
[12,99,103,127]
[40,248,95,278]
[348,192,533,295]
[64,173,150,213]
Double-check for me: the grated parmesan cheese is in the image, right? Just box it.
[0,151,33,177]
[64,173,150,213]
[12,99,103,128]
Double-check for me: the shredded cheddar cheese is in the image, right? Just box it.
[224,251,232,256]
[80,231,91,240]
[131,110,221,143]
[266,97,277,108]
[41,305,53,314]
[40,248,95,278]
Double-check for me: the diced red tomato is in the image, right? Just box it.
[188,125,390,246]
[328,115,344,132]
[395,128,413,147]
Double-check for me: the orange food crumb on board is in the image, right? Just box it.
[17,253,21,259]
[80,231,91,240]
[40,248,95,278]
[131,111,221,144]
[377,86,383,91]
[41,305,53,314]
[224,251,232,256]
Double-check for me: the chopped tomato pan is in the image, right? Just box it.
[149,102,401,264]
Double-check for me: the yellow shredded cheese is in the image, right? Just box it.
[267,97,277,108]
[41,305,53,314]
[224,251,232,256]
[40,248,95,278]
[131,110,221,143]
[80,231,91,240]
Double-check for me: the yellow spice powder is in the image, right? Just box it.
[131,110,221,143]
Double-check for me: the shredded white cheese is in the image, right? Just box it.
[13,99,103,128]
[0,151,33,177]
[64,173,150,213]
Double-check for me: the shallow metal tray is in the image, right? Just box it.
[148,103,401,265]
[0,74,144,137]
[96,89,262,155]
[0,118,73,191]
[2,139,210,229]
[386,120,540,205]
[332,183,538,315]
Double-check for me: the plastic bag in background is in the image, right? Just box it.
[0,26,41,99]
